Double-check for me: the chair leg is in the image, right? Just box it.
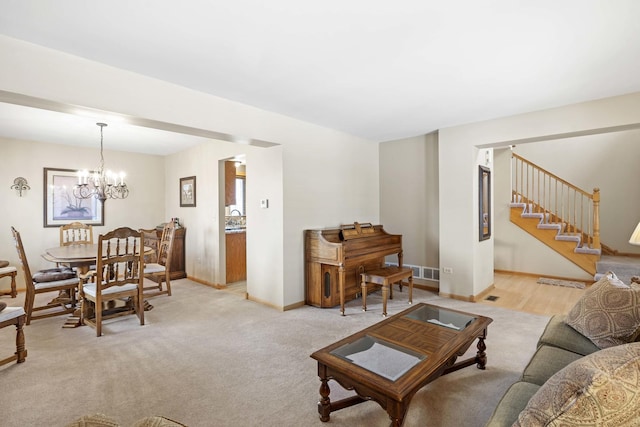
[95,301,102,337]
[15,315,26,363]
[136,295,145,325]
[23,291,35,325]
[164,274,172,296]
[80,297,90,326]
[10,272,17,298]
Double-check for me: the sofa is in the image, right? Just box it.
[485,273,640,426]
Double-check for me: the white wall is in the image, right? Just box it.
[0,35,379,309]
[0,137,164,292]
[282,133,380,307]
[379,133,439,268]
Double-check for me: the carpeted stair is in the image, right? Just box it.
[510,202,601,255]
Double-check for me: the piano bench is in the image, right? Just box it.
[361,266,413,317]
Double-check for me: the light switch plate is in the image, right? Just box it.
[260,199,269,208]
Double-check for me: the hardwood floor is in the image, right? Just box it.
[478,271,588,316]
[223,272,586,317]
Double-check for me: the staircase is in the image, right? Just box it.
[510,153,601,277]
[510,202,600,275]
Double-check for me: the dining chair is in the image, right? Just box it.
[80,227,144,336]
[0,261,18,298]
[0,305,27,366]
[11,226,80,325]
[59,222,94,246]
[58,221,97,283]
[140,222,176,298]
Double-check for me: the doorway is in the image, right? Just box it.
[223,156,247,297]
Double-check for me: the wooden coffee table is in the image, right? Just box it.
[310,303,493,426]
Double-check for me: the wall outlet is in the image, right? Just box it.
[442,267,453,274]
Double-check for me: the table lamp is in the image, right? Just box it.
[629,221,640,245]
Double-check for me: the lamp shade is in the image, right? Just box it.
[629,222,640,246]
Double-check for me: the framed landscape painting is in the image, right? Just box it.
[44,167,104,227]
[180,176,196,207]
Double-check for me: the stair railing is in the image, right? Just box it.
[511,153,600,250]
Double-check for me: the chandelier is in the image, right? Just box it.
[73,123,129,202]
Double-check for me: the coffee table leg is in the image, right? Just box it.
[318,378,331,422]
[475,330,488,370]
[387,402,409,427]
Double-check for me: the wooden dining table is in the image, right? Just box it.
[42,243,155,327]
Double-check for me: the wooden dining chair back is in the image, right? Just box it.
[140,222,176,298]
[140,228,159,264]
[80,227,144,336]
[11,226,80,325]
[60,222,94,246]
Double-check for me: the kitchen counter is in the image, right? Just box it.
[225,228,246,234]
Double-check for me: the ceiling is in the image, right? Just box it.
[1,1,640,155]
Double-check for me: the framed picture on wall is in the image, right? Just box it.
[44,167,105,227]
[180,176,196,207]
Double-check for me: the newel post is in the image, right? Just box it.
[592,188,600,250]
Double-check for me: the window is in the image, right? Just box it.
[229,177,246,215]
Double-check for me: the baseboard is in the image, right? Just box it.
[473,284,496,302]
[438,291,476,302]
[246,294,300,312]
[186,276,224,289]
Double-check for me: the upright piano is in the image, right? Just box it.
[304,222,403,315]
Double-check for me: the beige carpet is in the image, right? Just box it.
[0,279,550,427]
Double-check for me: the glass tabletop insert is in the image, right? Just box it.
[404,305,476,331]
[331,335,426,381]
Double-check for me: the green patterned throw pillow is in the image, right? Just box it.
[514,342,640,426]
[565,272,640,349]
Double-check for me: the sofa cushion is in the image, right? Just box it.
[484,381,540,427]
[538,314,600,356]
[521,344,584,386]
[514,342,640,426]
[565,272,640,349]
[32,267,77,283]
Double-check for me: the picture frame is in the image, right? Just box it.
[479,165,491,241]
[180,176,196,207]
[44,167,105,227]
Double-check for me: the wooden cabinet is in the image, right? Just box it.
[226,231,246,283]
[144,226,187,281]
[225,161,236,206]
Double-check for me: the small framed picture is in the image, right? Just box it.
[180,176,196,207]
